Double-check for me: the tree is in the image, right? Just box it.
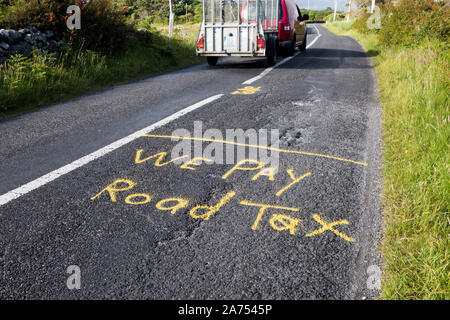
[110,0,203,23]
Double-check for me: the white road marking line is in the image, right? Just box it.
[307,24,322,49]
[242,24,322,85]
[0,94,224,206]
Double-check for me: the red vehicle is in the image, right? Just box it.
[196,0,309,66]
[276,0,309,57]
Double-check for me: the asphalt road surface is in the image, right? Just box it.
[0,24,382,299]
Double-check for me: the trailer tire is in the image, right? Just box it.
[266,36,277,66]
[207,57,218,66]
[299,32,307,52]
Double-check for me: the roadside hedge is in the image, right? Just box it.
[379,0,450,48]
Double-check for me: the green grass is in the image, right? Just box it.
[0,25,203,118]
[152,23,201,40]
[326,22,449,300]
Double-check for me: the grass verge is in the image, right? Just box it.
[326,22,449,300]
[0,24,203,118]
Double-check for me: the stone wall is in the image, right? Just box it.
[0,28,65,63]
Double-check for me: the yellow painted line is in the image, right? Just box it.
[141,134,368,166]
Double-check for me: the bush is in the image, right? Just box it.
[66,0,133,53]
[0,4,6,25]
[3,0,132,53]
[351,12,372,33]
[3,0,71,36]
[379,0,450,48]
[136,16,154,30]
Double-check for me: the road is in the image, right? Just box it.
[0,24,382,299]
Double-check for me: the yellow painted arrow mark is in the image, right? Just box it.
[232,86,261,95]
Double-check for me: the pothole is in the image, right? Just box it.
[279,127,313,146]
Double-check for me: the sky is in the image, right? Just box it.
[296,0,348,11]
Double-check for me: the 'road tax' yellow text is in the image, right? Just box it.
[90,178,355,242]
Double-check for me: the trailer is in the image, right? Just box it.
[196,0,280,66]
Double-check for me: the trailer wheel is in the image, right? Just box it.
[266,36,277,66]
[299,32,307,52]
[207,57,218,66]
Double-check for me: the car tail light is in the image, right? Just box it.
[197,35,204,49]
[257,35,265,49]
